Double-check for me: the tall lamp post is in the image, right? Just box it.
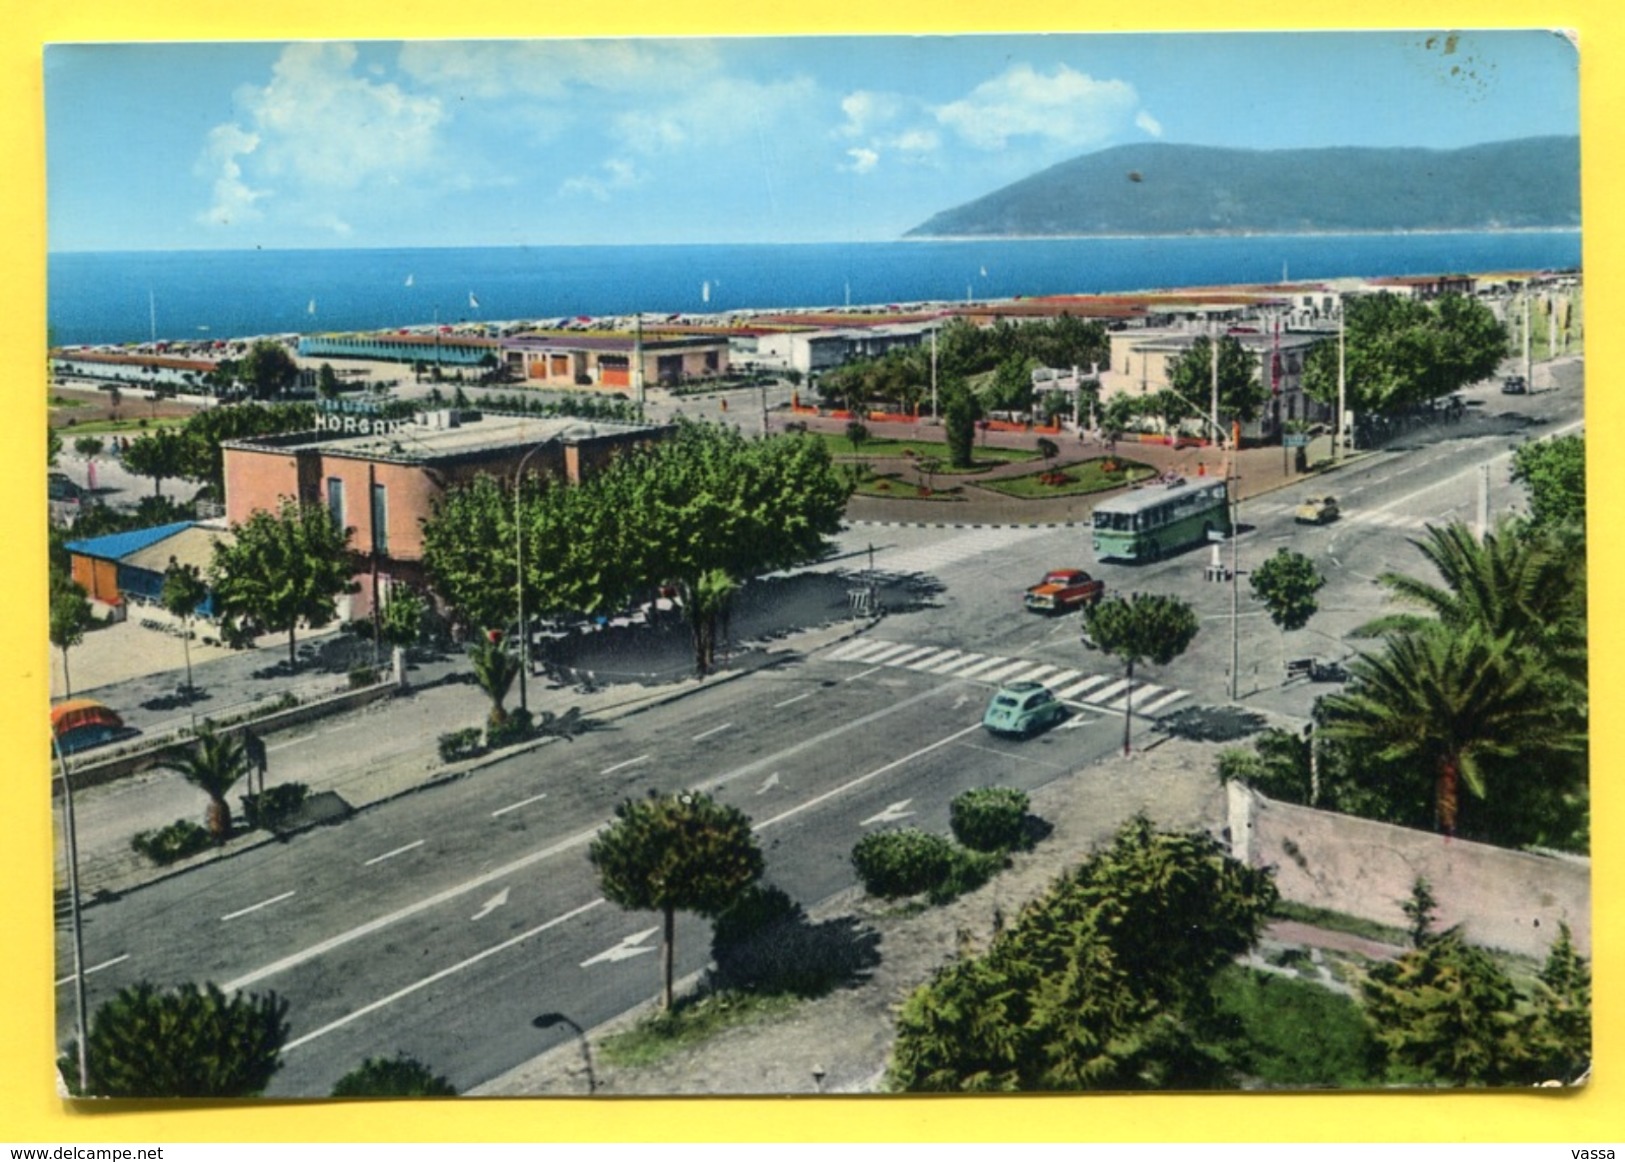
[513,438,557,716]
[532,1011,596,1093]
[51,729,89,1094]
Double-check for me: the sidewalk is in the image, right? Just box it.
[54,620,867,903]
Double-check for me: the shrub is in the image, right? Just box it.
[485,707,534,750]
[347,664,378,689]
[240,782,310,830]
[851,829,960,899]
[949,787,1032,853]
[131,819,213,865]
[929,848,1002,905]
[437,728,485,764]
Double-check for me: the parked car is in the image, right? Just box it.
[1024,568,1106,614]
[1502,375,1528,394]
[982,681,1066,738]
[1295,495,1340,525]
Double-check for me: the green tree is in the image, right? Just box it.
[210,499,355,670]
[1170,334,1267,427]
[61,982,288,1098]
[942,381,980,468]
[48,423,62,467]
[1319,623,1584,838]
[1361,928,1533,1086]
[239,339,301,401]
[1302,292,1506,414]
[331,1054,457,1097]
[1250,548,1325,667]
[888,817,1277,1091]
[985,353,1035,414]
[50,577,94,700]
[1084,593,1200,754]
[588,790,764,1010]
[316,362,341,401]
[177,402,316,494]
[468,637,520,727]
[844,418,870,454]
[1511,434,1585,534]
[161,726,250,842]
[123,427,194,498]
[378,586,429,651]
[421,473,517,636]
[73,435,105,459]
[1527,923,1591,1084]
[160,557,209,696]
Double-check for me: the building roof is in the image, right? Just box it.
[121,524,229,574]
[64,521,196,562]
[225,412,666,467]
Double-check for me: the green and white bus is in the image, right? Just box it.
[1091,476,1232,562]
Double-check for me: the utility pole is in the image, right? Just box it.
[930,322,939,420]
[1337,295,1348,460]
[1523,293,1533,387]
[53,733,89,1094]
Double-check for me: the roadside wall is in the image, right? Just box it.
[1227,783,1590,959]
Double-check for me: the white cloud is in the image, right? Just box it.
[196,123,267,226]
[842,147,880,174]
[612,75,819,155]
[839,90,905,138]
[1136,109,1164,137]
[934,64,1142,150]
[397,39,721,100]
[195,43,446,230]
[559,157,643,201]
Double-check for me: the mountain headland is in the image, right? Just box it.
[906,136,1580,239]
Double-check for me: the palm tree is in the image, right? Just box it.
[162,728,249,843]
[1318,624,1584,836]
[469,638,521,726]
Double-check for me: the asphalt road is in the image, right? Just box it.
[54,356,1583,1095]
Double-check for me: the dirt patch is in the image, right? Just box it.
[475,736,1229,1096]
[49,384,203,429]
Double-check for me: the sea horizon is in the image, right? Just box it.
[47,230,1583,349]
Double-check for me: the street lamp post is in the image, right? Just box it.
[51,730,89,1094]
[513,439,556,716]
[532,1012,596,1094]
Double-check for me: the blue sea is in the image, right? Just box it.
[47,233,1582,348]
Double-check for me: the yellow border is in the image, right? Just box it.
[8,2,1620,1144]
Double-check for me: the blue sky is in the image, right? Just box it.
[44,30,1579,252]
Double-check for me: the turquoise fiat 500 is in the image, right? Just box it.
[982,681,1066,738]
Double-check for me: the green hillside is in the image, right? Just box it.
[906,137,1580,238]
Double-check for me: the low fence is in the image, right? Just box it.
[1226,783,1590,959]
[59,663,403,792]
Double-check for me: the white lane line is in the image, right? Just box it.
[363,840,425,866]
[601,754,650,775]
[1087,679,1133,705]
[861,642,919,666]
[827,639,887,662]
[773,692,813,709]
[844,666,885,683]
[691,722,734,742]
[222,891,296,923]
[755,723,985,833]
[886,646,943,669]
[927,651,980,674]
[221,826,609,992]
[492,792,549,818]
[56,954,129,988]
[1140,689,1192,715]
[1056,674,1112,701]
[952,656,1014,679]
[282,898,606,1053]
[977,660,1038,685]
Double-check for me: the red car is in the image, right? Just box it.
[1024,569,1105,614]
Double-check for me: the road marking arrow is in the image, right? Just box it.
[582,926,660,967]
[861,799,915,826]
[952,693,973,710]
[757,772,781,795]
[471,887,509,921]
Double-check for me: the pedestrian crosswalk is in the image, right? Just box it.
[1246,500,1455,533]
[842,525,1054,577]
[821,636,1192,717]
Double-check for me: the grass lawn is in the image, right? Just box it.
[847,472,963,501]
[1210,964,1378,1087]
[599,990,801,1068]
[976,458,1158,499]
[806,432,1038,471]
[52,417,191,436]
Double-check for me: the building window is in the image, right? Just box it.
[327,477,345,528]
[371,483,389,556]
